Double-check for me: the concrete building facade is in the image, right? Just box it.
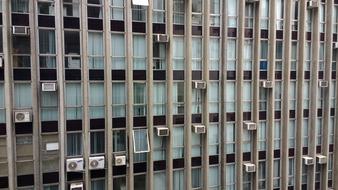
[0,0,338,189]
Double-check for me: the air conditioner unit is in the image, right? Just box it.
[244,163,256,173]
[0,56,3,68]
[243,121,257,131]
[114,155,126,166]
[192,81,207,89]
[318,80,328,88]
[42,82,57,92]
[260,80,273,88]
[14,111,32,123]
[316,154,327,164]
[46,142,59,151]
[334,42,338,49]
[89,156,105,170]
[66,158,84,172]
[12,26,30,36]
[70,182,83,190]
[192,124,206,134]
[246,0,259,3]
[154,34,169,43]
[155,126,169,136]
[303,156,314,165]
[307,0,319,9]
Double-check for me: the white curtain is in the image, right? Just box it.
[227,0,237,16]
[192,89,202,114]
[209,38,219,70]
[208,166,219,189]
[226,123,235,154]
[303,119,309,147]
[12,0,29,13]
[39,30,55,54]
[153,83,166,115]
[153,134,166,160]
[242,82,252,112]
[65,83,82,119]
[173,170,184,190]
[89,83,104,118]
[226,164,235,190]
[244,40,252,70]
[242,130,251,152]
[288,120,295,148]
[88,32,104,69]
[133,35,147,70]
[173,37,184,70]
[208,124,219,155]
[225,82,235,112]
[133,83,146,116]
[274,121,281,149]
[191,168,201,188]
[111,34,125,69]
[208,82,219,113]
[153,172,166,190]
[191,133,201,157]
[173,127,184,158]
[111,0,124,20]
[258,122,266,151]
[112,83,126,117]
[67,133,82,156]
[41,91,58,121]
[192,38,202,70]
[14,83,32,108]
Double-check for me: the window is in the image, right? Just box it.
[243,169,251,189]
[227,0,237,27]
[88,0,103,18]
[288,120,295,148]
[43,184,58,190]
[274,121,281,149]
[111,0,124,20]
[316,118,322,146]
[274,81,282,111]
[91,179,105,190]
[173,169,184,190]
[288,158,295,186]
[11,0,29,13]
[292,0,298,30]
[192,37,202,70]
[192,0,202,25]
[133,83,147,116]
[153,82,166,116]
[192,167,202,189]
[132,129,150,153]
[39,29,56,69]
[258,161,266,189]
[38,0,55,15]
[112,83,126,117]
[319,3,325,33]
[244,40,253,71]
[173,82,184,114]
[225,164,236,189]
[134,174,146,190]
[40,90,58,121]
[113,129,126,152]
[245,4,254,28]
[208,124,219,155]
[133,35,147,70]
[209,38,220,70]
[113,176,126,190]
[154,172,167,190]
[273,159,281,188]
[13,36,31,68]
[153,0,165,23]
[289,81,296,110]
[88,32,104,69]
[64,31,81,69]
[173,0,184,24]
[67,132,82,156]
[90,131,105,154]
[89,83,104,118]
[276,0,284,30]
[173,36,185,70]
[153,131,166,160]
[153,43,166,70]
[242,129,251,152]
[226,123,235,154]
[65,83,82,119]
[225,82,236,112]
[173,127,184,158]
[0,84,5,123]
[191,133,201,157]
[260,40,268,71]
[14,83,32,108]
[210,0,220,26]
[208,166,219,189]
[111,34,125,69]
[242,82,252,112]
[209,82,219,113]
[260,0,269,29]
[227,39,236,71]
[192,89,202,114]
[16,135,34,175]
[63,0,80,17]
[303,119,309,147]
[258,122,266,150]
[132,5,147,21]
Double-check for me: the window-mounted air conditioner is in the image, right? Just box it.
[42,82,57,92]
[318,80,328,88]
[316,154,327,164]
[89,156,105,170]
[192,124,206,134]
[114,155,126,166]
[260,80,274,88]
[243,121,257,131]
[244,163,256,173]
[12,26,30,36]
[334,42,338,49]
[155,126,169,136]
[192,81,207,89]
[154,34,169,43]
[132,0,149,6]
[14,111,32,123]
[66,158,84,172]
[307,0,319,9]
[46,142,59,151]
[303,156,314,165]
[70,182,83,190]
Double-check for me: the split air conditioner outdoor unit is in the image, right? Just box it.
[244,163,256,173]
[303,156,314,165]
[155,126,169,136]
[66,158,84,172]
[243,121,257,131]
[42,82,57,92]
[114,155,126,166]
[316,154,327,164]
[192,124,206,134]
[307,0,319,9]
[70,182,83,190]
[12,26,30,36]
[89,156,105,170]
[318,80,328,88]
[154,34,169,43]
[260,80,273,88]
[192,81,207,89]
[14,111,32,123]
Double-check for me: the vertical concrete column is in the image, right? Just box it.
[280,0,292,189]
[54,0,66,189]
[252,1,261,190]
[28,0,41,189]
[3,0,16,189]
[184,0,192,188]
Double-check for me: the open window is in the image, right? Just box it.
[132,129,150,153]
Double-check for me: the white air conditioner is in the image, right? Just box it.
[316,154,327,164]
[192,124,206,134]
[318,80,328,88]
[132,0,149,6]
[70,182,83,190]
[114,155,126,166]
[155,126,169,136]
[246,0,259,3]
[12,26,30,36]
[154,34,169,43]
[42,82,57,92]
[0,56,3,68]
[89,156,105,170]
[303,156,314,165]
[243,121,257,131]
[334,42,338,49]
[14,111,31,123]
[66,158,84,172]
[46,142,59,151]
[260,80,273,88]
[244,163,256,173]
[192,81,207,89]
[307,0,319,9]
